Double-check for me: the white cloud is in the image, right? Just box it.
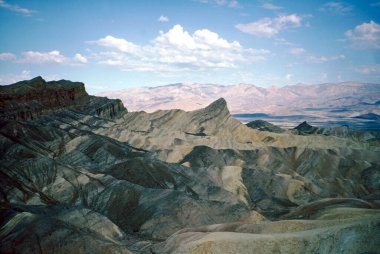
[195,0,241,8]
[158,15,169,22]
[285,73,293,80]
[371,1,380,7]
[14,50,88,65]
[0,0,35,16]
[89,24,269,73]
[261,2,283,10]
[289,47,305,55]
[345,21,380,49]
[330,54,345,60]
[228,0,240,8]
[18,50,67,64]
[215,0,227,5]
[235,14,302,37]
[307,54,345,63]
[319,2,353,15]
[90,35,139,53]
[307,56,326,64]
[155,25,198,50]
[74,53,88,63]
[355,64,380,74]
[0,52,16,60]
[274,38,293,46]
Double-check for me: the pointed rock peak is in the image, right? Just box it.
[205,98,227,111]
[30,76,45,82]
[299,121,310,127]
[295,121,312,129]
[16,76,46,86]
[28,76,46,88]
[199,97,230,118]
[294,121,317,133]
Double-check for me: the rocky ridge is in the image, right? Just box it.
[1,77,379,253]
[246,120,285,133]
[0,76,125,120]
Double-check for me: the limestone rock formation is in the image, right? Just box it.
[1,77,379,253]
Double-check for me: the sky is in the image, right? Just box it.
[0,0,379,94]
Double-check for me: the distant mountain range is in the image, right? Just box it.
[98,82,380,117]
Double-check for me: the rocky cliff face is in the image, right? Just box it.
[0,77,379,254]
[0,76,126,120]
[79,96,126,119]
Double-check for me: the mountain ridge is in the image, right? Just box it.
[0,76,126,120]
[97,81,380,116]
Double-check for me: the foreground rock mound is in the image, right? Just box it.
[1,77,379,253]
[159,207,380,254]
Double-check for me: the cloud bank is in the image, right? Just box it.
[89,24,269,72]
[0,50,87,65]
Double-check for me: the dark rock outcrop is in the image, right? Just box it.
[293,121,380,145]
[0,76,126,120]
[79,96,126,119]
[294,121,319,134]
[246,120,284,133]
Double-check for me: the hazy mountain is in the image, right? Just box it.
[1,77,380,253]
[98,82,380,116]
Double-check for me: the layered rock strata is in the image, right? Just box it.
[1,77,379,253]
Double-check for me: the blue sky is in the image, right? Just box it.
[0,0,379,93]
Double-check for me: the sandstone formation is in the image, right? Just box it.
[1,77,379,253]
